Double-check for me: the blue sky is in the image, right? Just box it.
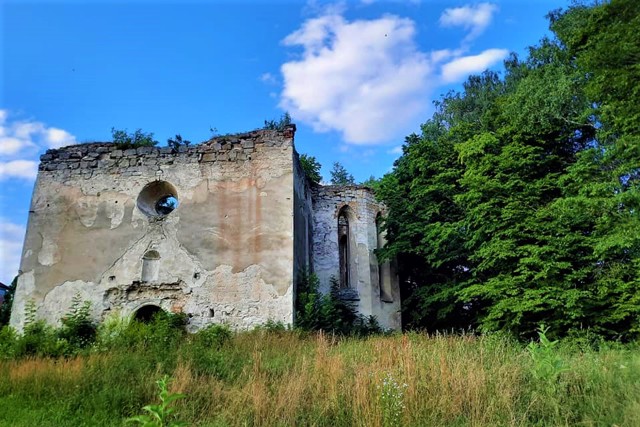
[0,0,568,284]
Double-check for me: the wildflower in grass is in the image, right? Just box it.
[377,372,407,427]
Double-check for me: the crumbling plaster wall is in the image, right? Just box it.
[10,128,297,331]
[311,186,401,330]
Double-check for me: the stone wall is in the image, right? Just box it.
[292,151,314,290]
[311,185,401,330]
[11,127,298,331]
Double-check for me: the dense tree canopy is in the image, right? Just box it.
[377,0,640,340]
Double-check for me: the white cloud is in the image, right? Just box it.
[361,0,421,4]
[260,72,278,85]
[0,220,25,284]
[387,146,403,155]
[13,121,46,139]
[278,6,508,145]
[0,160,38,180]
[45,128,75,148]
[0,137,33,155]
[441,48,509,83]
[0,109,77,157]
[280,13,432,144]
[0,110,77,183]
[439,3,498,41]
[431,49,454,64]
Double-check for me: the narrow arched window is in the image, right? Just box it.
[376,214,383,290]
[377,213,393,302]
[338,210,350,289]
[141,250,160,282]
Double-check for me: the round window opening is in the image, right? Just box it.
[137,181,179,218]
[156,195,178,215]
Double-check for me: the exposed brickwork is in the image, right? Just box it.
[39,128,295,178]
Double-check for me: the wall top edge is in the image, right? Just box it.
[40,126,297,164]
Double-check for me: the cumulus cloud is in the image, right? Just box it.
[440,3,498,41]
[0,220,25,284]
[0,109,77,157]
[45,128,76,148]
[441,48,509,83]
[0,160,38,180]
[13,121,46,140]
[278,5,506,145]
[0,109,77,181]
[0,137,32,155]
[280,13,432,144]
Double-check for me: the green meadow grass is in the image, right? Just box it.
[2,325,640,426]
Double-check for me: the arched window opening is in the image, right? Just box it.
[133,305,163,323]
[338,209,350,289]
[377,213,393,302]
[141,250,160,282]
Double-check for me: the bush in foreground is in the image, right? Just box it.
[2,326,640,426]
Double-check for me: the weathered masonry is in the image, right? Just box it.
[10,126,401,331]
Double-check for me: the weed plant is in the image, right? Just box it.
[295,271,382,336]
[127,375,186,427]
[2,324,640,426]
[2,298,640,426]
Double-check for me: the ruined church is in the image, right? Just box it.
[10,125,401,331]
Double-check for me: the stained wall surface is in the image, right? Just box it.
[311,186,401,330]
[10,128,297,331]
[292,152,314,292]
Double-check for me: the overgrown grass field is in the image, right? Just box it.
[2,317,640,426]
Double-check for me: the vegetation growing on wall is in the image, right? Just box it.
[263,112,292,131]
[112,127,158,149]
[167,134,191,150]
[376,0,640,340]
[299,154,322,184]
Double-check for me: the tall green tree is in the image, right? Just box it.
[330,162,355,185]
[545,0,640,338]
[360,175,379,189]
[378,0,640,339]
[299,154,322,184]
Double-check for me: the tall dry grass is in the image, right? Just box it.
[2,330,640,426]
